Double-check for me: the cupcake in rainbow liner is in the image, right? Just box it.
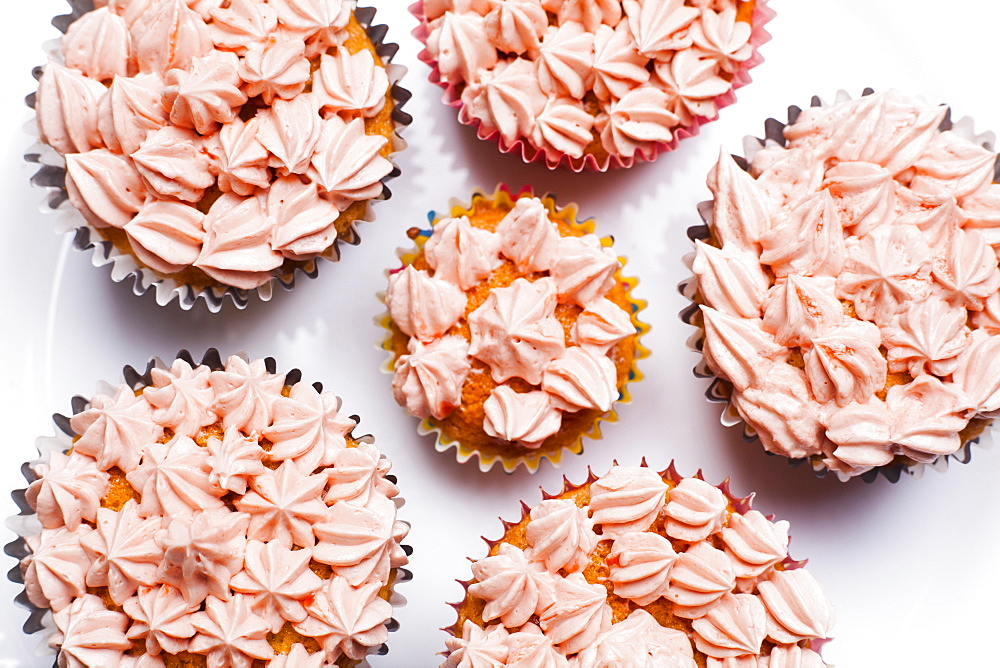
[378,185,649,473]
[29,0,410,311]
[679,89,1000,482]
[411,0,774,171]
[7,349,410,666]
[443,462,835,666]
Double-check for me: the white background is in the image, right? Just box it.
[1,1,999,666]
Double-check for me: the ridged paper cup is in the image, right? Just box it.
[411,0,774,172]
[443,461,834,665]
[679,88,998,483]
[378,184,649,473]
[27,1,411,312]
[6,349,411,666]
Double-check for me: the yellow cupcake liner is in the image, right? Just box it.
[377,184,650,474]
[6,349,411,664]
[679,88,998,483]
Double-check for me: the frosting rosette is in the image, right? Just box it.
[9,350,410,666]
[29,0,410,311]
[380,185,649,472]
[413,0,774,170]
[444,463,834,666]
[682,89,1000,481]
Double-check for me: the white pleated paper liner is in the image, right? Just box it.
[6,348,412,665]
[678,88,999,484]
[26,0,412,312]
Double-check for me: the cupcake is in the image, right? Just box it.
[9,350,409,666]
[443,463,835,666]
[683,89,1000,481]
[380,186,648,473]
[413,0,774,171]
[31,0,408,310]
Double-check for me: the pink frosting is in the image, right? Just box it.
[698,90,1000,475]
[654,48,731,124]
[589,465,667,540]
[70,384,162,472]
[324,442,399,506]
[542,345,618,412]
[51,594,131,666]
[484,0,547,56]
[123,584,198,655]
[766,643,827,668]
[235,461,328,548]
[215,116,270,196]
[537,22,594,100]
[264,382,357,471]
[144,359,216,435]
[757,569,835,644]
[65,149,147,230]
[257,97,321,176]
[506,624,568,668]
[81,501,164,604]
[427,11,498,85]
[424,216,503,290]
[663,477,728,542]
[551,235,620,307]
[461,58,547,147]
[208,0,277,53]
[132,0,212,75]
[62,7,131,81]
[392,335,472,420]
[573,297,636,353]
[25,527,93,612]
[691,592,768,658]
[165,50,246,134]
[294,577,392,660]
[483,386,563,448]
[721,510,789,580]
[665,541,736,614]
[266,176,341,260]
[126,434,224,517]
[37,63,107,155]
[599,84,679,159]
[313,494,408,586]
[951,328,1000,415]
[205,428,265,493]
[693,240,770,320]
[133,126,216,202]
[229,540,324,632]
[624,0,698,56]
[495,197,561,273]
[533,96,596,160]
[444,621,510,668]
[525,498,598,573]
[125,199,207,274]
[188,594,274,667]
[591,22,648,101]
[607,531,677,605]
[575,609,697,668]
[469,543,557,627]
[538,573,611,655]
[27,451,108,531]
[386,265,467,341]
[315,47,389,117]
[98,73,170,155]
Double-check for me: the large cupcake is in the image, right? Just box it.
[683,89,1000,481]
[31,0,408,310]
[9,350,409,666]
[444,463,835,666]
[413,0,774,170]
[380,186,648,473]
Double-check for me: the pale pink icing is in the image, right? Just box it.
[427,11,498,84]
[26,451,108,531]
[62,7,131,81]
[51,594,131,667]
[707,149,770,252]
[155,506,250,605]
[24,527,93,612]
[126,434,224,517]
[193,192,284,288]
[229,540,324,632]
[483,386,563,448]
[525,498,598,573]
[313,494,408,586]
[495,197,561,273]
[537,22,594,100]
[691,592,767,658]
[533,96,595,160]
[80,501,163,604]
[267,644,327,668]
[30,356,406,665]
[624,0,698,56]
[235,461,328,548]
[294,577,392,660]
[123,584,198,655]
[575,609,697,668]
[424,216,503,290]
[484,0,547,56]
[599,84,679,159]
[766,644,827,668]
[589,465,667,540]
[125,199,207,274]
[951,328,1000,415]
[267,176,341,260]
[43,0,397,288]
[448,465,833,667]
[469,277,566,384]
[538,573,611,655]
[591,22,648,101]
[547,0,621,32]
[205,427,267,495]
[693,240,770,320]
[36,63,107,155]
[70,384,162,472]
[663,477,728,542]
[607,531,676,605]
[572,297,636,353]
[665,541,736,614]
[699,91,1000,475]
[188,594,274,667]
[392,335,472,420]
[461,59,547,147]
[720,510,789,580]
[542,345,618,412]
[692,6,752,70]
[386,265,467,340]
[264,382,357,471]
[65,149,147,229]
[315,47,388,117]
[551,234,620,307]
[654,48,731,124]
[961,184,1000,248]
[757,569,835,644]
[469,543,556,627]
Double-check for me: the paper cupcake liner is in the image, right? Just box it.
[410,0,775,172]
[26,1,412,312]
[5,348,412,666]
[678,88,999,484]
[443,461,831,664]
[377,184,650,474]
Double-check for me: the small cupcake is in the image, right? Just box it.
[9,350,409,666]
[683,89,1000,481]
[413,0,774,171]
[443,462,835,666]
[380,186,648,473]
[31,0,409,310]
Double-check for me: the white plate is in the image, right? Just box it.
[1,1,998,665]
